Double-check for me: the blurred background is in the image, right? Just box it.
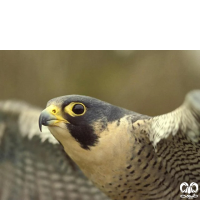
[0,50,199,116]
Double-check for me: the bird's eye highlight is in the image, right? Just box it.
[64,102,86,117]
[72,104,85,115]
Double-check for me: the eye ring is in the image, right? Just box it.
[64,102,86,117]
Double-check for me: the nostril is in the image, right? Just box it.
[52,109,56,114]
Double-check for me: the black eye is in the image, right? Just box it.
[72,104,85,115]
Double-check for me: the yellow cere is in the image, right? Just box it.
[46,105,69,124]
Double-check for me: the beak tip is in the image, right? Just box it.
[39,114,43,132]
[39,107,60,132]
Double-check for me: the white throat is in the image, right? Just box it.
[48,117,133,187]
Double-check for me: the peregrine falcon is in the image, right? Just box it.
[39,90,200,200]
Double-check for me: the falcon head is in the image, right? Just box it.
[39,95,131,150]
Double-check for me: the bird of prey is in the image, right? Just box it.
[39,90,200,200]
[0,90,199,200]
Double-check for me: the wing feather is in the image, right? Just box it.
[133,90,200,148]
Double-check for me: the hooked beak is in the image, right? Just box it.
[39,105,68,132]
